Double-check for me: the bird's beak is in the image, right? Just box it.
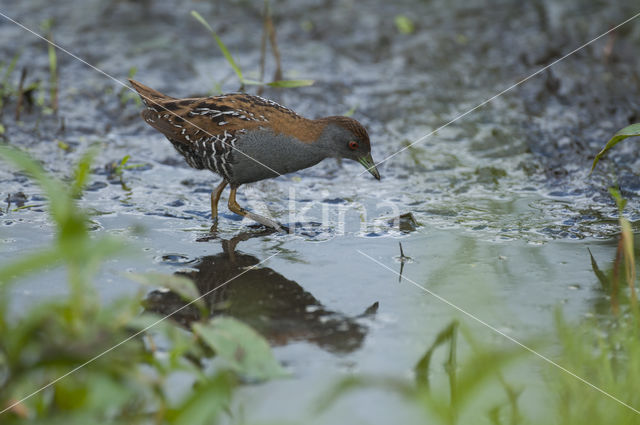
[358,153,381,180]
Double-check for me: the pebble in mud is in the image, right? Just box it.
[155,253,194,266]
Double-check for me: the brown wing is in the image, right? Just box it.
[129,80,324,179]
[130,81,270,177]
[138,95,266,176]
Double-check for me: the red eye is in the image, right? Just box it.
[348,141,359,150]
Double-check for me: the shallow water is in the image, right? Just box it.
[1,0,640,423]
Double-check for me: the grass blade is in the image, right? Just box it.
[190,10,213,32]
[212,33,244,82]
[191,11,244,82]
[2,52,19,93]
[587,248,609,291]
[71,148,96,197]
[241,78,265,86]
[591,123,640,172]
[41,19,58,112]
[266,79,315,88]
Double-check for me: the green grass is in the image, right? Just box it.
[0,52,20,112]
[317,294,640,424]
[394,15,415,34]
[0,146,284,424]
[591,123,640,172]
[190,10,313,92]
[111,154,145,176]
[316,320,527,425]
[40,19,58,114]
[0,35,52,123]
[1,125,639,424]
[119,66,142,106]
[549,310,640,425]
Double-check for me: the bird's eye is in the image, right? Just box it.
[348,140,359,150]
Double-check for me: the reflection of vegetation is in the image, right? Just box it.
[0,147,283,424]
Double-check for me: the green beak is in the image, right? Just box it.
[358,153,381,180]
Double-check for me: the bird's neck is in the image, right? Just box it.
[311,119,344,158]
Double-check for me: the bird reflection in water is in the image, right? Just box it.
[144,230,378,354]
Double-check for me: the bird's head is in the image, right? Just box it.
[317,116,380,180]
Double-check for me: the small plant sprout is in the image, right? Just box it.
[343,105,358,117]
[119,66,142,106]
[40,19,58,114]
[591,123,640,172]
[112,154,144,176]
[394,15,415,34]
[106,154,145,192]
[0,52,20,113]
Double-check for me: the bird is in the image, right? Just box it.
[129,79,380,232]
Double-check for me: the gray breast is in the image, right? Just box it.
[228,128,326,185]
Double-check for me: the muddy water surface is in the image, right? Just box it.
[1,0,640,423]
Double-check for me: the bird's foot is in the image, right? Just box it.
[209,217,219,234]
[243,210,288,233]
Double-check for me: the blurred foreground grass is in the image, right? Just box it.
[319,255,640,425]
[1,129,639,424]
[0,146,285,424]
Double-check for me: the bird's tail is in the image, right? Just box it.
[128,79,174,107]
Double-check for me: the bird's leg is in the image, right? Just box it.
[210,180,228,231]
[227,186,287,232]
